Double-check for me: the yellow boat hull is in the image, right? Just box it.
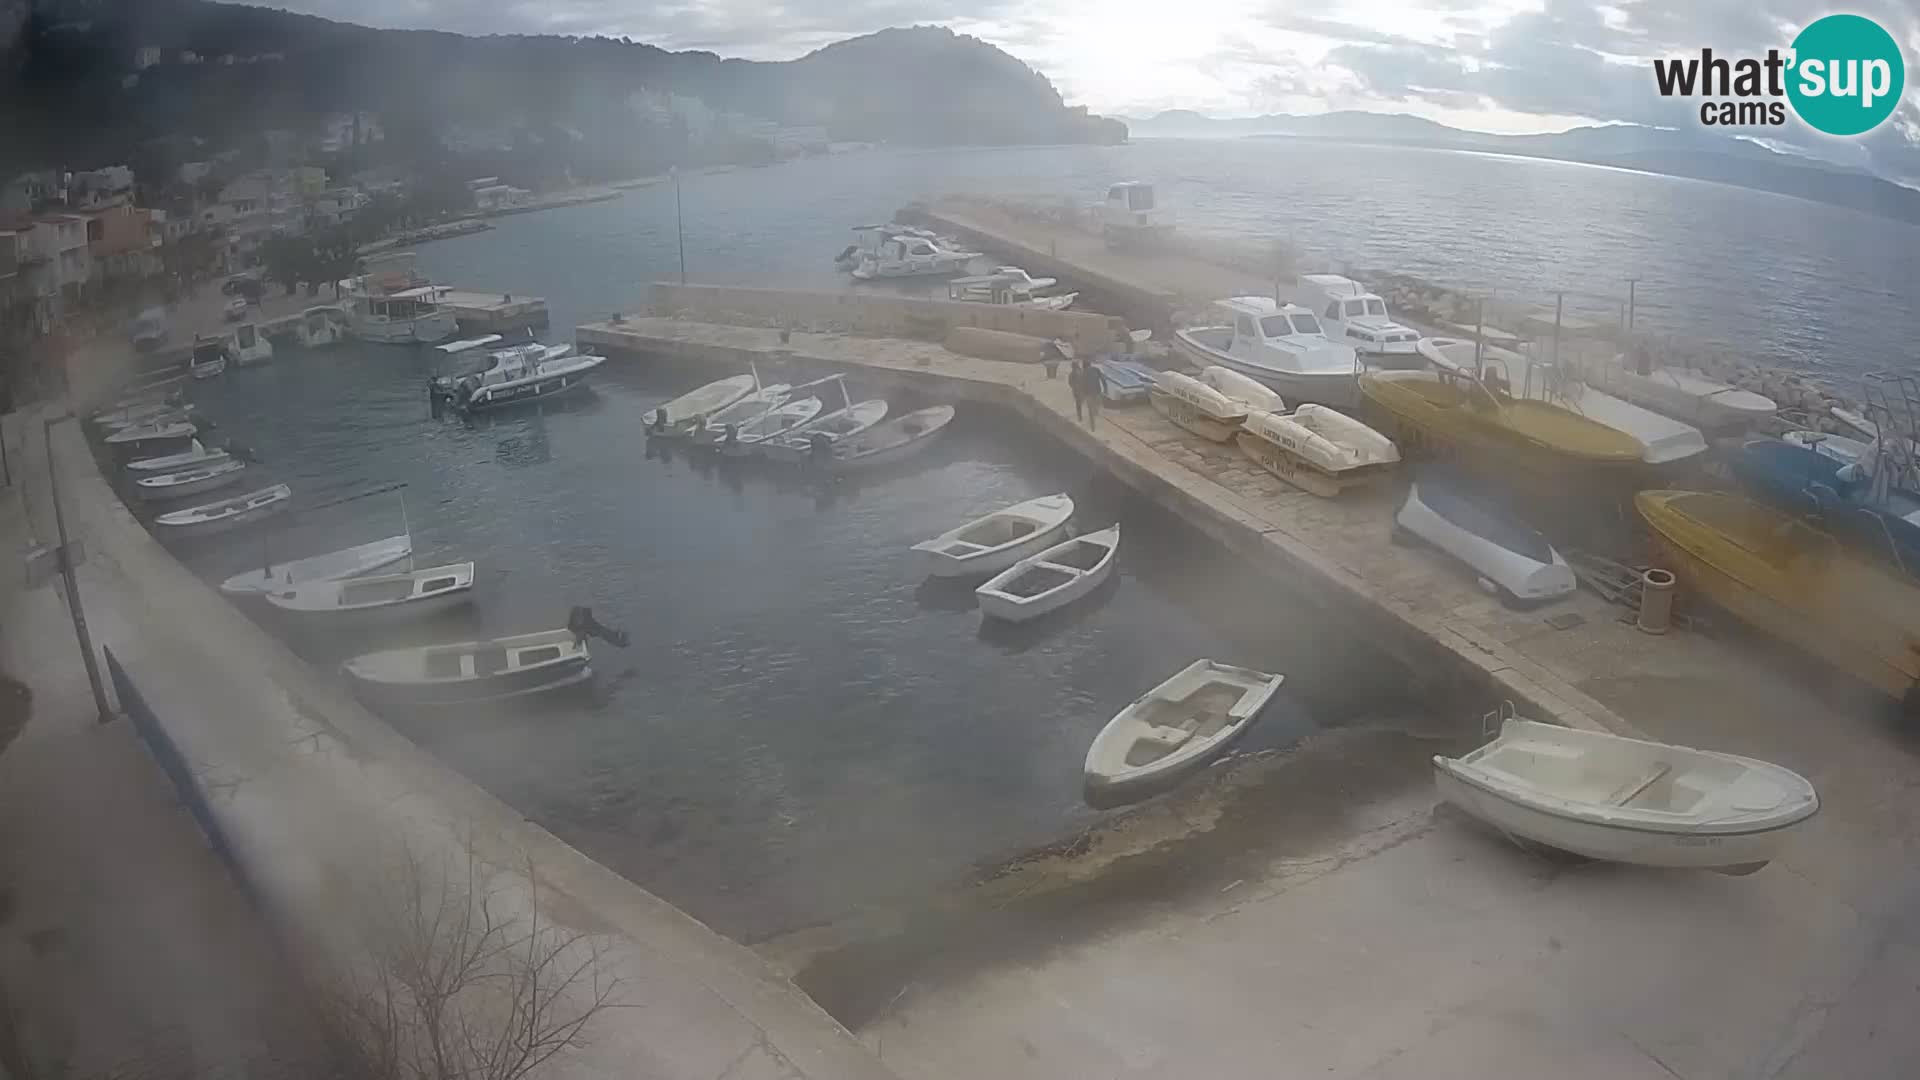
[1360,371,1643,486]
[1637,490,1920,702]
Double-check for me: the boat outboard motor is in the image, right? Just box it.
[834,244,858,266]
[722,423,738,448]
[809,432,833,462]
[567,606,629,648]
[649,408,667,434]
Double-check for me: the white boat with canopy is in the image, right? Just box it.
[976,525,1118,622]
[1084,660,1283,804]
[264,561,474,619]
[912,493,1075,578]
[1173,297,1361,407]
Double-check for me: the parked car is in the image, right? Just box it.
[223,297,249,322]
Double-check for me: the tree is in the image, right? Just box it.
[261,234,315,295]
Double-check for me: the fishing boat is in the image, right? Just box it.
[154,483,292,537]
[1149,371,1247,443]
[264,561,474,620]
[1198,365,1286,414]
[1292,274,1423,364]
[718,397,824,457]
[647,374,757,436]
[912,493,1075,578]
[188,336,228,379]
[229,322,274,367]
[831,404,956,470]
[1590,353,1776,430]
[133,457,248,501]
[1359,367,1644,485]
[687,384,794,445]
[440,343,603,411]
[104,419,196,449]
[1083,660,1284,805]
[220,534,414,595]
[1434,717,1818,873]
[343,628,591,706]
[127,440,227,472]
[1395,466,1576,606]
[1236,405,1399,497]
[1637,490,1920,703]
[976,525,1119,622]
[760,399,889,465]
[1090,358,1157,404]
[1172,297,1361,407]
[339,252,459,344]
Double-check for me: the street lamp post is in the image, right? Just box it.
[672,167,687,285]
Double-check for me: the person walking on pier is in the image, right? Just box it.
[1069,359,1101,431]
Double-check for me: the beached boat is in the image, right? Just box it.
[264,561,474,620]
[1359,368,1644,485]
[1091,358,1157,404]
[1292,274,1422,365]
[1434,717,1818,873]
[126,440,227,472]
[1084,660,1284,805]
[687,384,794,444]
[154,483,291,537]
[1637,490,1920,703]
[1237,405,1399,497]
[133,457,247,501]
[188,336,227,379]
[219,534,414,595]
[1198,365,1286,414]
[1172,298,1361,407]
[718,397,824,457]
[104,419,196,448]
[1149,370,1247,442]
[1729,439,1920,577]
[912,493,1075,578]
[1395,466,1575,606]
[647,374,757,436]
[343,628,591,706]
[831,405,956,470]
[760,399,889,464]
[976,525,1119,622]
[1590,354,1776,430]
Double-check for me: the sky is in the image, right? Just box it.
[256,0,1920,174]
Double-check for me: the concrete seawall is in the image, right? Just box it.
[50,419,896,1079]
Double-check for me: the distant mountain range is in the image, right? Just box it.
[1127,110,1920,225]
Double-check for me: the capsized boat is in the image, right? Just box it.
[647,374,757,435]
[1591,353,1776,429]
[1435,717,1818,873]
[1172,298,1361,407]
[1395,466,1575,607]
[220,534,414,594]
[1360,366,1644,483]
[976,524,1119,623]
[1084,660,1284,805]
[718,397,824,457]
[127,440,228,472]
[912,493,1075,578]
[1637,489,1920,703]
[154,483,291,537]
[1198,365,1286,414]
[265,561,475,619]
[1091,358,1157,404]
[760,399,889,465]
[831,405,955,470]
[1237,405,1399,497]
[1149,370,1248,443]
[343,628,591,706]
[133,457,247,501]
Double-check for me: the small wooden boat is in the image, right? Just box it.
[1395,466,1575,607]
[1237,405,1398,497]
[104,419,196,447]
[94,400,192,429]
[133,457,247,501]
[127,440,227,472]
[760,399,889,464]
[912,493,1075,578]
[831,405,956,470]
[265,561,474,619]
[718,397,824,457]
[1434,717,1818,873]
[976,525,1119,622]
[1084,660,1284,804]
[687,383,793,444]
[1148,371,1247,442]
[1090,359,1157,404]
[1198,366,1285,414]
[220,534,414,594]
[343,628,591,706]
[154,483,291,536]
[101,405,195,432]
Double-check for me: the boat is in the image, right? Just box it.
[1236,404,1399,497]
[688,384,794,445]
[1434,717,1818,873]
[127,440,228,472]
[1782,428,1873,467]
[1171,297,1361,408]
[1589,353,1776,430]
[264,561,475,620]
[133,457,248,501]
[1090,358,1157,404]
[223,297,249,322]
[1083,659,1284,805]
[848,229,983,280]
[100,405,194,432]
[830,404,956,470]
[287,306,348,348]
[1422,338,1707,466]
[911,493,1075,578]
[760,399,889,464]
[220,534,414,595]
[104,419,196,448]
[1728,438,1920,577]
[343,628,592,706]
[976,525,1119,622]
[1636,489,1920,703]
[647,374,757,436]
[229,322,273,367]
[93,397,188,429]
[440,343,604,411]
[946,267,1076,310]
[717,397,824,457]
[188,336,227,379]
[1359,366,1644,485]
[1394,466,1576,606]
[834,224,966,271]
[1148,371,1248,442]
[339,252,460,344]
[1198,365,1286,414]
[1291,274,1422,365]
[154,483,292,537]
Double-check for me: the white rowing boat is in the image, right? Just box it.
[1149,371,1247,442]
[761,400,889,464]
[220,534,414,594]
[1084,660,1284,804]
[976,525,1119,622]
[1434,717,1818,873]
[1198,366,1285,414]
[133,457,247,501]
[104,419,196,446]
[344,628,591,706]
[718,397,824,457]
[647,374,758,435]
[831,405,956,470]
[127,440,227,472]
[912,493,1075,578]
[154,483,291,536]
[688,383,794,444]
[264,561,474,619]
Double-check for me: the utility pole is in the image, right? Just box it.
[1626,278,1639,333]
[672,167,687,285]
[1553,291,1564,368]
[43,415,112,724]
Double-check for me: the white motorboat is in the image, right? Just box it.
[1434,717,1818,873]
[441,343,603,411]
[343,628,591,706]
[761,400,889,464]
[1394,467,1574,607]
[127,440,227,472]
[188,336,228,379]
[831,405,956,470]
[1172,298,1361,407]
[1292,274,1422,363]
[946,267,1077,311]
[133,457,248,501]
[220,534,414,595]
[1148,370,1247,442]
[718,397,824,457]
[104,419,196,447]
[912,493,1075,578]
[154,483,292,536]
[849,229,983,280]
[1782,429,1873,467]
[264,561,475,620]
[1084,660,1284,805]
[93,397,188,429]
[689,384,794,445]
[340,252,459,344]
[647,374,757,436]
[1198,366,1285,414]
[976,525,1119,623]
[1590,353,1777,429]
[229,322,274,367]
[293,306,348,348]
[1237,405,1399,497]
[99,404,194,431]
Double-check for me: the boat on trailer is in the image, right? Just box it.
[344,628,592,705]
[912,493,1075,578]
[264,561,475,620]
[1084,659,1284,805]
[976,525,1119,622]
